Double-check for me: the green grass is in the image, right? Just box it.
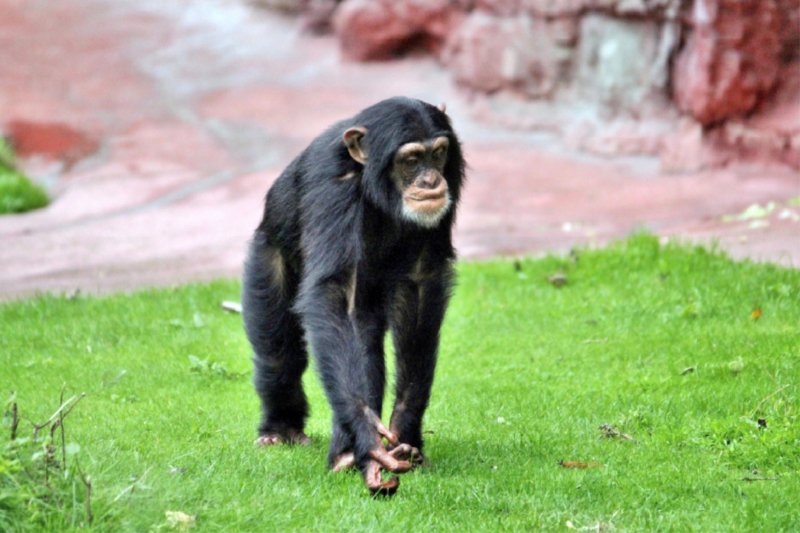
[0,138,48,215]
[1,235,798,532]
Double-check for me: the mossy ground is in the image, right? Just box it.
[0,138,48,214]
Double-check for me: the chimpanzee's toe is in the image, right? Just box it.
[255,430,312,447]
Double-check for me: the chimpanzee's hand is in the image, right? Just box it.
[363,416,420,495]
[332,414,421,495]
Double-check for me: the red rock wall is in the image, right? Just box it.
[290,0,800,167]
[332,0,463,60]
[673,0,781,126]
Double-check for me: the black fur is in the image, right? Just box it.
[242,97,464,482]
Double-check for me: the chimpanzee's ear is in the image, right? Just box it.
[343,127,368,164]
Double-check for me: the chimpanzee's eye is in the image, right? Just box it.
[404,157,420,172]
[432,148,447,164]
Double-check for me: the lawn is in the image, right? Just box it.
[1,235,798,532]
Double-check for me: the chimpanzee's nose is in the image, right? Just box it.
[419,171,442,189]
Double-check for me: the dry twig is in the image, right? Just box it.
[113,466,153,502]
[761,367,792,413]
[598,424,636,442]
[32,393,86,443]
[750,385,790,418]
[10,402,18,440]
[76,457,92,526]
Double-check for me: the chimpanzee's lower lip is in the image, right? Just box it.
[408,192,446,202]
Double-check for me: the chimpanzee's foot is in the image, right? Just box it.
[332,452,356,472]
[254,428,312,446]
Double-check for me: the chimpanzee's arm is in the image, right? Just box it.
[295,267,415,493]
[389,263,454,452]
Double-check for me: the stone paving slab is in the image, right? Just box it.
[0,0,798,300]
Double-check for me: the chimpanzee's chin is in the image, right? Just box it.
[402,198,451,228]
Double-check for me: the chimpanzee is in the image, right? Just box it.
[241,97,464,495]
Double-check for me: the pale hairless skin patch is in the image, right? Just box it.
[396,142,426,158]
[396,136,448,158]
[409,256,436,284]
[262,247,287,294]
[345,267,356,316]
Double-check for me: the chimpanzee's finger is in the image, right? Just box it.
[365,461,400,496]
[388,443,422,464]
[370,447,412,473]
[375,419,399,445]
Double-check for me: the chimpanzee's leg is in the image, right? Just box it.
[242,241,310,445]
[389,267,453,454]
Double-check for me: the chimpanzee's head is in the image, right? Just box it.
[341,97,464,229]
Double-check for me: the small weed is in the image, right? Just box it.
[0,390,92,532]
[188,355,246,379]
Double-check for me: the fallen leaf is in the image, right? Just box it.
[680,366,695,375]
[777,208,799,221]
[559,461,605,469]
[65,288,81,300]
[547,272,568,287]
[598,423,636,442]
[221,301,243,313]
[165,511,196,531]
[750,308,762,321]
[581,338,608,344]
[722,202,777,222]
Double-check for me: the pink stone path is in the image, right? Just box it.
[1,0,798,300]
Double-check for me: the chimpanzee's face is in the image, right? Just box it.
[390,136,451,228]
[342,122,455,229]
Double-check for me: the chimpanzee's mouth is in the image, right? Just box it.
[409,192,446,202]
[407,194,447,214]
